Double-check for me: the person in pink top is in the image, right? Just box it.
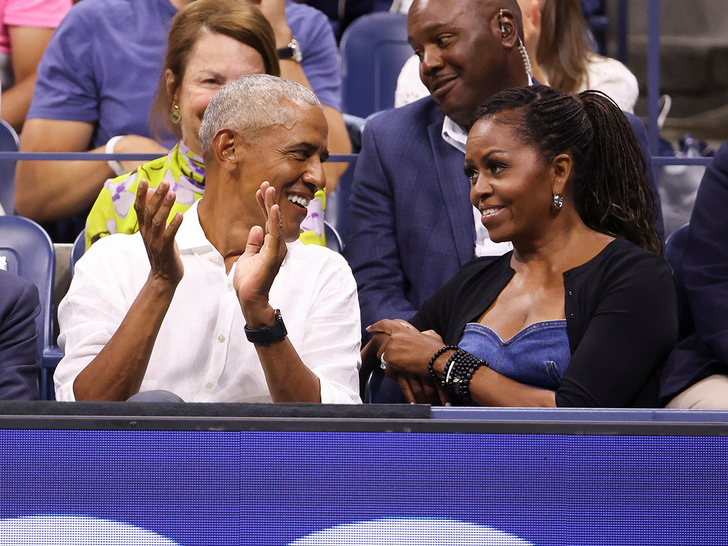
[0,0,71,132]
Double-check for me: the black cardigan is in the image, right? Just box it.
[410,238,678,407]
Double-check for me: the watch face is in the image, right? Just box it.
[290,38,302,63]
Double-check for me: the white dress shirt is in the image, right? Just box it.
[55,202,362,403]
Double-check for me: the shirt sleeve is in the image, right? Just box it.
[26,4,100,124]
[556,251,678,407]
[5,0,72,28]
[682,142,728,365]
[584,55,639,114]
[0,276,41,401]
[299,252,362,404]
[55,239,138,401]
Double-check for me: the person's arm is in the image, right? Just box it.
[14,3,167,223]
[368,319,556,406]
[1,26,54,132]
[15,119,167,222]
[344,122,418,336]
[683,143,728,364]
[556,252,678,407]
[234,183,333,403]
[0,275,41,401]
[70,180,184,401]
[255,0,350,192]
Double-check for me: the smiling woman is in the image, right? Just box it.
[363,85,677,408]
[83,0,305,249]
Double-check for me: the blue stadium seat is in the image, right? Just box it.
[0,119,20,215]
[324,220,344,253]
[664,223,695,342]
[365,369,405,404]
[340,11,411,118]
[0,216,62,399]
[71,228,86,278]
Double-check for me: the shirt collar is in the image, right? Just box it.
[441,116,468,154]
[175,200,214,252]
[440,77,534,153]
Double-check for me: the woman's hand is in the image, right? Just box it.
[367,319,446,378]
[134,179,184,287]
[234,182,288,327]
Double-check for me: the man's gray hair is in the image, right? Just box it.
[199,74,322,160]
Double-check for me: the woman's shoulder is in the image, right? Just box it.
[576,237,672,283]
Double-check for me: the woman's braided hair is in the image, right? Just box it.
[470,85,662,254]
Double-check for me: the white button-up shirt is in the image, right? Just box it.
[55,202,361,403]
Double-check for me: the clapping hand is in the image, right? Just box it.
[233,181,288,326]
[134,179,184,286]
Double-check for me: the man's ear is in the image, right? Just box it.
[493,8,519,48]
[551,153,573,197]
[213,128,239,171]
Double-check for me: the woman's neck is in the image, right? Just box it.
[511,222,613,276]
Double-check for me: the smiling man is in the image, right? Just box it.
[54,75,361,404]
[344,0,529,344]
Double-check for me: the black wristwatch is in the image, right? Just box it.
[244,309,288,345]
[277,37,302,63]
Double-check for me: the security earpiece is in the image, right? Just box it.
[499,9,510,38]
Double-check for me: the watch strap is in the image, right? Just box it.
[105,135,127,177]
[244,309,288,345]
[277,38,301,63]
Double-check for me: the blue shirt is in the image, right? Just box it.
[28,0,342,150]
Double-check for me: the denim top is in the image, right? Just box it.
[458,321,571,390]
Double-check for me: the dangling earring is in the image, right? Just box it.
[171,104,181,123]
[553,194,564,209]
[518,36,534,82]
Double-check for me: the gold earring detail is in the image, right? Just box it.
[171,104,181,123]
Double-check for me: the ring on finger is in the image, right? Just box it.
[380,353,387,370]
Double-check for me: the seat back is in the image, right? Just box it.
[340,12,411,118]
[0,216,59,399]
[324,220,344,253]
[71,228,86,278]
[0,119,20,215]
[664,222,695,341]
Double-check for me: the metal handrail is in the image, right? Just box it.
[0,151,711,167]
[0,152,360,164]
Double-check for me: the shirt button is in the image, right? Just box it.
[206,382,213,389]
[211,255,219,263]
[570,313,576,319]
[568,291,573,297]
[218,334,225,343]
[227,283,234,292]
[564,272,571,277]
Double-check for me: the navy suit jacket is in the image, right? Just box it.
[345,97,664,334]
[660,141,728,401]
[0,269,41,400]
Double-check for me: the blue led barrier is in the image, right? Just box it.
[1,427,726,546]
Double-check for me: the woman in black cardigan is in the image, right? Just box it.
[364,85,677,407]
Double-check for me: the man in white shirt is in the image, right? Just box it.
[55,75,361,403]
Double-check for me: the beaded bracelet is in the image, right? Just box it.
[441,349,489,404]
[428,345,458,383]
